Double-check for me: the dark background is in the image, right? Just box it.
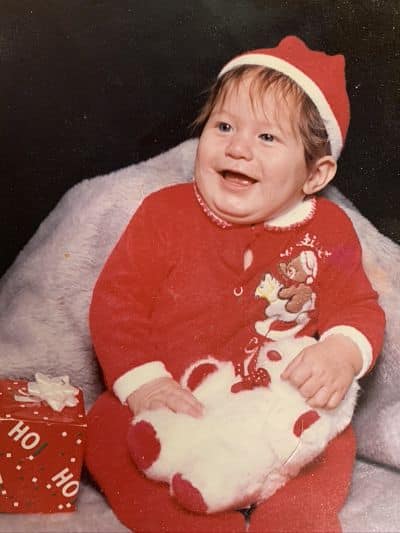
[1,1,399,277]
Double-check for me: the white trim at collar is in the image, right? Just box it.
[264,197,316,230]
[193,182,316,230]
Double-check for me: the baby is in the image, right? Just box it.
[86,36,385,533]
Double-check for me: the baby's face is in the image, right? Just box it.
[194,73,312,225]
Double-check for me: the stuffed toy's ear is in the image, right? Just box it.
[127,338,359,514]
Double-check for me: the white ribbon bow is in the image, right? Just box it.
[14,373,79,412]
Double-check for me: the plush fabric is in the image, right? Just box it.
[0,139,399,531]
[128,336,359,514]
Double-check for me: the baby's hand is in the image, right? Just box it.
[281,335,362,409]
[127,376,204,418]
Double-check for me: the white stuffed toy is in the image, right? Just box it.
[127,336,359,514]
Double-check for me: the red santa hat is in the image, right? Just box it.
[218,36,350,160]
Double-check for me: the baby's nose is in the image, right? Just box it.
[225,134,252,160]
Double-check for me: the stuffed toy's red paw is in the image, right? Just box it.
[127,337,359,514]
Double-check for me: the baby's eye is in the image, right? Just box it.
[259,133,274,142]
[217,122,232,133]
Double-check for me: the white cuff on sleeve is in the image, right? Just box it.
[320,325,373,379]
[113,361,172,404]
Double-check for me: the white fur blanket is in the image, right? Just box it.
[0,139,399,471]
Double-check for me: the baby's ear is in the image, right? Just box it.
[302,156,337,195]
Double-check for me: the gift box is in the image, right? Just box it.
[0,376,87,513]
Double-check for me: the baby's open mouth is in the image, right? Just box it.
[221,170,257,186]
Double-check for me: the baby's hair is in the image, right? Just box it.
[193,65,331,167]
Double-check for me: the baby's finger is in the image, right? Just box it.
[298,377,321,400]
[326,390,344,410]
[282,358,312,389]
[147,398,167,411]
[167,390,203,418]
[281,352,304,380]
[307,386,331,408]
[180,390,204,417]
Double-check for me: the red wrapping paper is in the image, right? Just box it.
[0,378,87,513]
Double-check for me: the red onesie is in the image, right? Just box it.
[86,183,384,533]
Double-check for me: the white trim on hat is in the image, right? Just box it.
[219,54,343,160]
